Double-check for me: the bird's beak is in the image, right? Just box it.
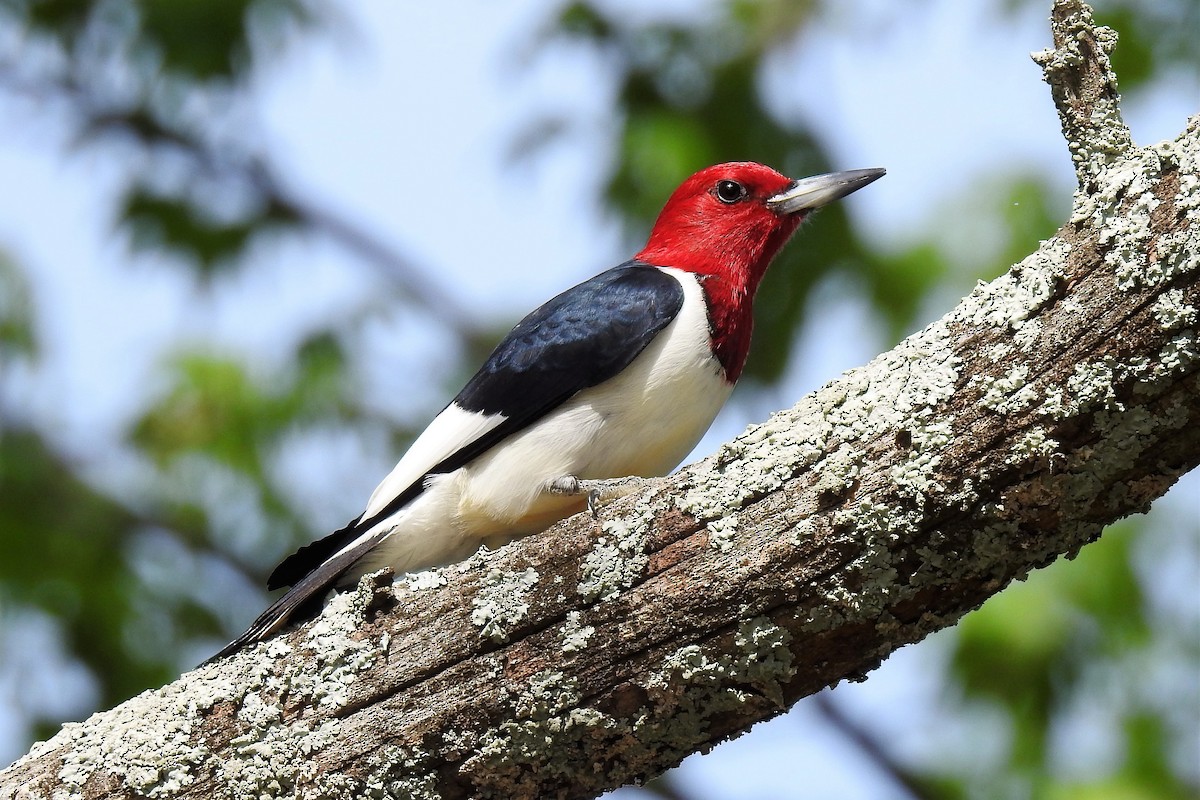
[766,168,886,215]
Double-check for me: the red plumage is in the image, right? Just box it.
[636,162,809,381]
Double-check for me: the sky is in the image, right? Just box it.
[0,0,1196,793]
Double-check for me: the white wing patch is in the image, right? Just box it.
[360,403,506,520]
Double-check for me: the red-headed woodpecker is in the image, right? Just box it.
[213,162,884,659]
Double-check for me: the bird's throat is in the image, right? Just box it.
[700,274,754,382]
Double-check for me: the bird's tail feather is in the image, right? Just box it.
[203,531,385,665]
[267,516,362,591]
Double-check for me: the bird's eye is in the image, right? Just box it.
[715,180,747,204]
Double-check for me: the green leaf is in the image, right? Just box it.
[0,256,37,360]
[131,335,352,476]
[119,188,296,276]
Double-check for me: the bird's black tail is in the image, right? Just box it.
[203,530,385,664]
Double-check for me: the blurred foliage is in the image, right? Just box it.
[134,336,351,482]
[126,333,362,556]
[0,2,1195,800]
[0,0,314,275]
[119,188,296,274]
[0,256,36,359]
[0,429,182,738]
[937,520,1198,799]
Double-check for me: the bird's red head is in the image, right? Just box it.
[638,162,802,292]
[636,161,884,380]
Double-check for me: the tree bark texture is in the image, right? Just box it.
[3,2,1198,798]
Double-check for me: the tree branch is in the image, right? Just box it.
[4,3,1198,799]
[1032,0,1134,185]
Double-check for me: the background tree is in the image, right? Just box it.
[0,0,1195,797]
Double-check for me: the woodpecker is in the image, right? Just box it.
[212,162,884,660]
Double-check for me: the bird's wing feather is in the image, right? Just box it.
[361,407,504,519]
[258,261,684,601]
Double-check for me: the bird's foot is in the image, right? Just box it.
[546,475,655,517]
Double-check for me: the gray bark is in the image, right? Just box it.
[3,2,1198,798]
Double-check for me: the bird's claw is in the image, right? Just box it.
[586,489,603,518]
[546,475,653,518]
